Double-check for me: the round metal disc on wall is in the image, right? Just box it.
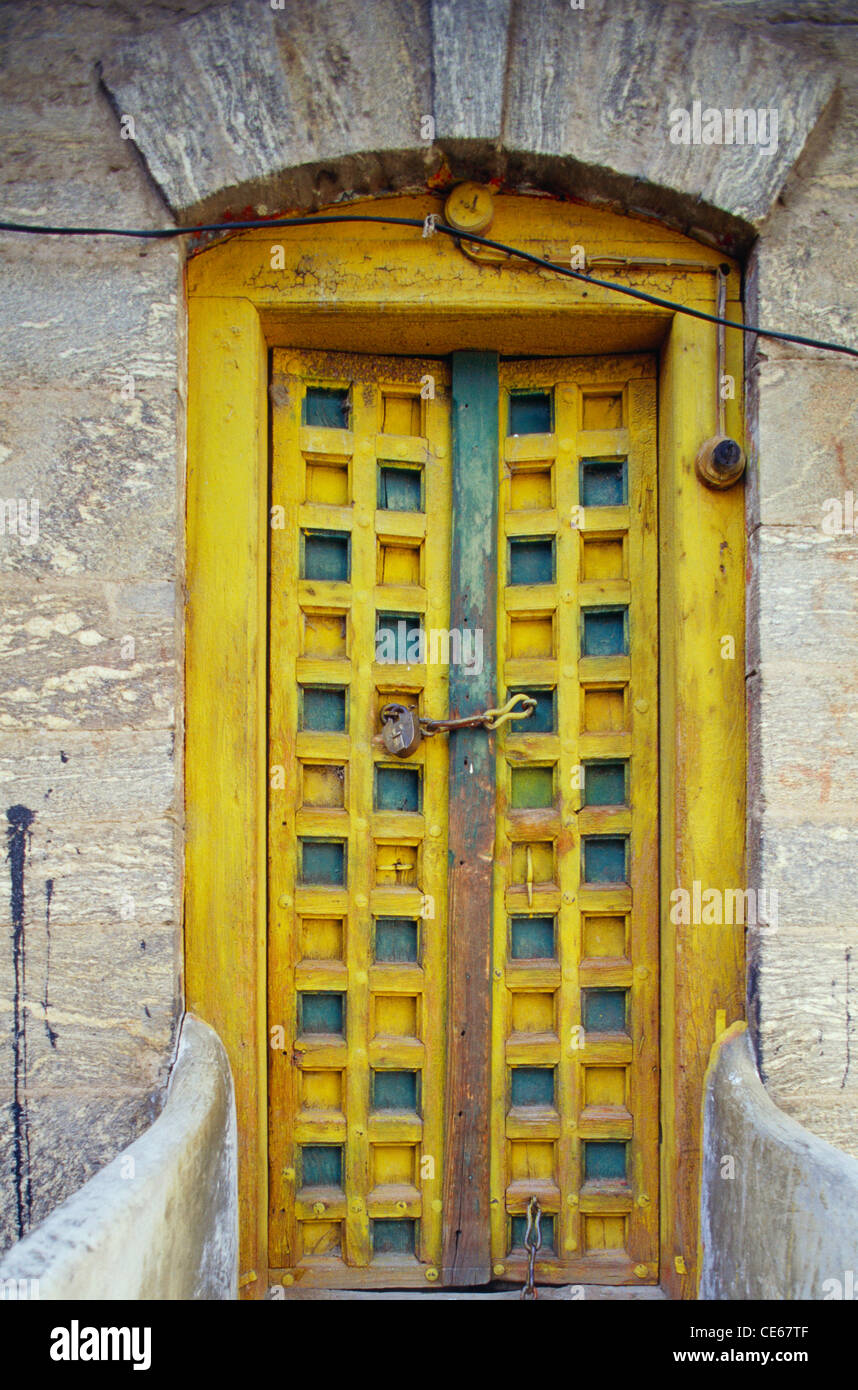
[444,182,495,234]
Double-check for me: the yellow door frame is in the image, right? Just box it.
[185,192,746,1300]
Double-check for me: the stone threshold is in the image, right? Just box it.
[278,1285,667,1301]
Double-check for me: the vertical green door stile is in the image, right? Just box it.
[441,352,499,1285]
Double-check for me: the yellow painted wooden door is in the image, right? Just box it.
[268,349,659,1290]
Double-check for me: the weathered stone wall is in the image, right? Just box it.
[1,0,857,1264]
[0,0,200,1254]
[739,13,858,1154]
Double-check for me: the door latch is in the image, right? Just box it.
[380,693,536,759]
[520,1194,542,1300]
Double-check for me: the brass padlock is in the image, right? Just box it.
[381,703,421,758]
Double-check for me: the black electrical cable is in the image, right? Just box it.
[1,211,856,359]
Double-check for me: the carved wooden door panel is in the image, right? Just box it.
[267,349,659,1291]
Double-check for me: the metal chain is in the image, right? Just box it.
[520,1195,542,1300]
[419,692,536,736]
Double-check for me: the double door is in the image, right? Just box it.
[268,347,659,1289]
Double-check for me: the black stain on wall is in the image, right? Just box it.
[842,946,852,1091]
[7,804,35,1240]
[43,878,57,1049]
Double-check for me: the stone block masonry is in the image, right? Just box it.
[0,0,188,1254]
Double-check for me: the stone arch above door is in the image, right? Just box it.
[99,0,834,250]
